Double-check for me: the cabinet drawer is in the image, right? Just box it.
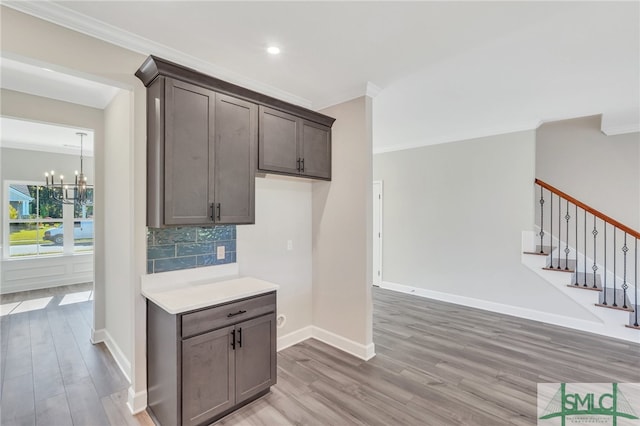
[181,292,276,338]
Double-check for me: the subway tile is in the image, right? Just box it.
[153,227,197,244]
[177,242,214,257]
[153,256,197,273]
[147,245,176,260]
[196,252,235,267]
[196,254,216,267]
[197,225,235,242]
[146,229,154,246]
[147,225,236,274]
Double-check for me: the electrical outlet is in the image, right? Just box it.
[217,245,225,260]
[287,240,293,251]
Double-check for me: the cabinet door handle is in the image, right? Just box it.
[237,327,242,348]
[227,309,247,318]
[300,158,305,173]
[210,203,215,221]
[296,158,301,172]
[231,329,236,350]
[216,203,221,221]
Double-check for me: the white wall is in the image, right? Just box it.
[103,89,133,376]
[1,7,148,412]
[312,96,374,359]
[0,91,101,295]
[373,130,597,321]
[536,115,640,229]
[1,147,95,182]
[237,176,313,348]
[1,147,95,293]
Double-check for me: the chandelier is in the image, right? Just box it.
[44,132,90,205]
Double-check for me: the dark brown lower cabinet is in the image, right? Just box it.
[147,292,277,426]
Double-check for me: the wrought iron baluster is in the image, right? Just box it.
[550,194,554,268]
[634,238,638,327]
[539,186,545,253]
[603,224,608,304]
[557,195,562,270]
[574,204,579,286]
[592,216,598,288]
[564,200,570,270]
[583,209,587,287]
[622,233,629,309]
[613,230,618,307]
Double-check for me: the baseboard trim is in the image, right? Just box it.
[91,328,131,383]
[277,326,313,352]
[277,325,375,361]
[90,328,106,345]
[379,281,605,335]
[127,386,147,415]
[311,326,376,361]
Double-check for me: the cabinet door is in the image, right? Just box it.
[165,79,216,225]
[258,106,300,175]
[214,94,257,224]
[182,326,235,426]
[300,120,331,180]
[234,314,277,404]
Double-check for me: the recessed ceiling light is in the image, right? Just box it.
[267,46,281,55]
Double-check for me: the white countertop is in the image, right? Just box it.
[141,265,279,314]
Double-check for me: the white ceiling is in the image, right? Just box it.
[3,1,639,152]
[1,56,120,109]
[0,117,94,156]
[0,57,109,154]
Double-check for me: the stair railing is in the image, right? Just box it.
[535,179,639,329]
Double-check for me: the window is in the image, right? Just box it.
[6,182,93,258]
[73,188,94,253]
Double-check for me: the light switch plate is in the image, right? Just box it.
[287,240,293,251]
[217,245,225,260]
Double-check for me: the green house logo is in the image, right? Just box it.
[539,383,639,426]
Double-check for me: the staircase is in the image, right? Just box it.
[522,179,639,343]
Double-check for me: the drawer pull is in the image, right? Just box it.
[227,310,247,318]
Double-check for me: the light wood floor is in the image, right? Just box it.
[221,288,640,426]
[0,284,152,426]
[2,286,639,425]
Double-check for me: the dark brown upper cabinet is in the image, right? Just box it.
[136,56,334,226]
[214,94,257,224]
[258,106,331,180]
[160,78,215,226]
[144,76,256,227]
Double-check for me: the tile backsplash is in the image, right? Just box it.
[147,225,236,274]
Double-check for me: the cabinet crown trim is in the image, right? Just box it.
[135,55,336,128]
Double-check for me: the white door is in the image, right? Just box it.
[373,181,383,286]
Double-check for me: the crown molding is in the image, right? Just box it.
[316,81,384,111]
[366,81,382,98]
[373,121,539,155]
[3,1,313,109]
[601,122,640,136]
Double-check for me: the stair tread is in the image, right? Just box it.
[523,245,555,256]
[567,273,602,291]
[543,258,576,273]
[596,288,635,312]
